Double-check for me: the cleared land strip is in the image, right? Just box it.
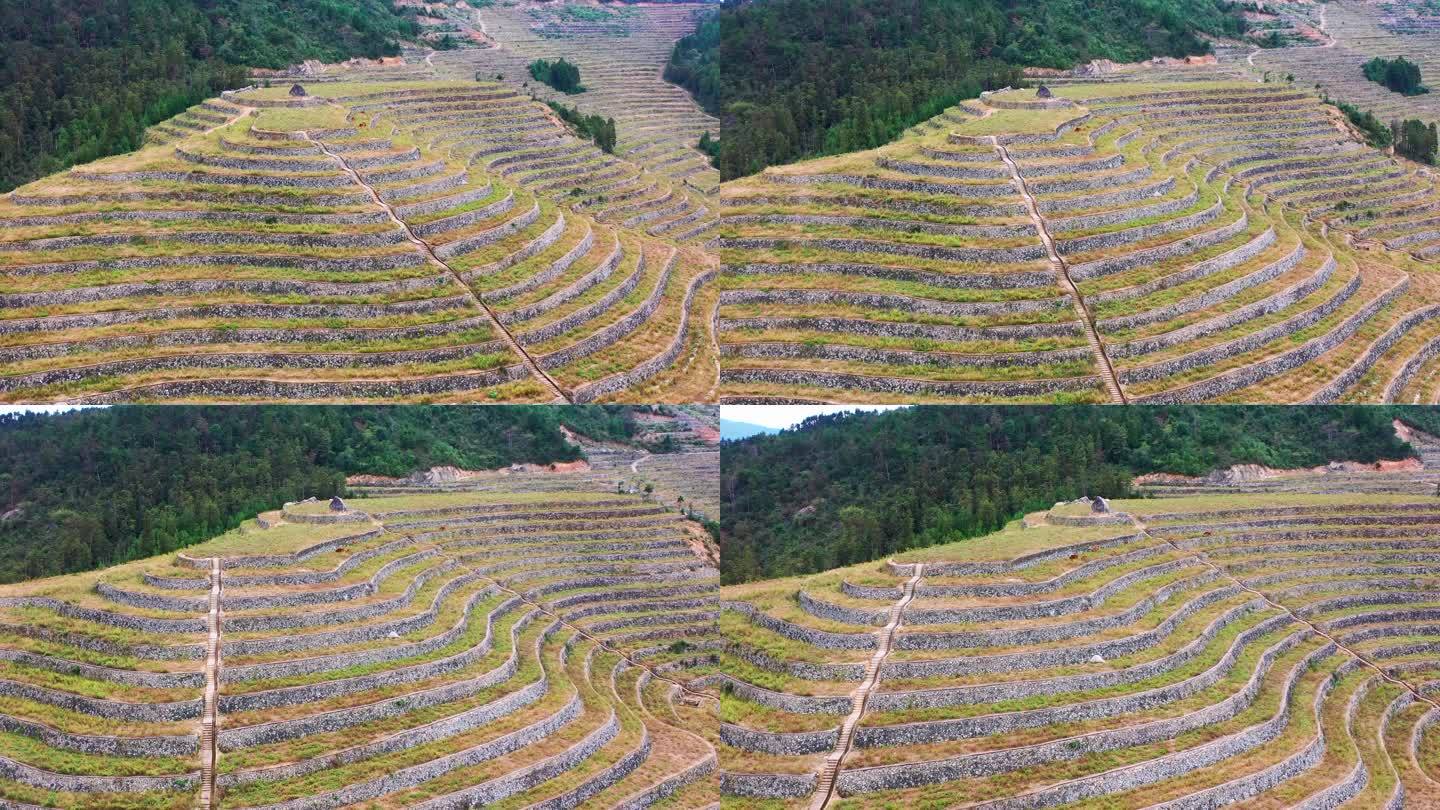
[992,137,1125,403]
[201,557,222,809]
[303,126,568,402]
[720,492,1440,807]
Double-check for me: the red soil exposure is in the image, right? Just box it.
[1134,456,1423,486]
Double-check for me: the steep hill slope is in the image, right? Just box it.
[719,491,1440,808]
[0,459,720,808]
[711,0,1247,178]
[717,76,1440,403]
[0,80,717,403]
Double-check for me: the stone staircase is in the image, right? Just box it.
[808,563,923,809]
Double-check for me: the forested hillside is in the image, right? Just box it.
[0,0,419,192]
[663,8,719,115]
[701,0,1248,178]
[721,406,1430,583]
[0,405,641,583]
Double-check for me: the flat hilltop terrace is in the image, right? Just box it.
[425,2,720,202]
[0,80,718,404]
[0,468,719,808]
[718,492,1440,809]
[716,79,1440,405]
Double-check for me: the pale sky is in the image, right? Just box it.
[0,406,103,416]
[722,405,909,431]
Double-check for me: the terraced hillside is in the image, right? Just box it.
[718,492,1440,808]
[1250,0,1440,129]
[427,2,720,200]
[717,80,1440,404]
[0,80,717,403]
[0,472,720,808]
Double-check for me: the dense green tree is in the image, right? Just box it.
[0,405,652,583]
[529,58,585,93]
[0,0,421,192]
[692,0,1247,179]
[721,406,1432,583]
[663,9,718,113]
[547,101,616,153]
[1364,56,1428,96]
[1394,117,1439,164]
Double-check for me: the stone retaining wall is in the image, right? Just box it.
[904,532,1143,576]
[0,756,197,794]
[881,585,1240,678]
[543,260,690,382]
[721,341,1090,369]
[721,722,839,755]
[724,261,1054,290]
[723,601,875,650]
[220,610,538,750]
[897,570,1218,649]
[1067,211,1249,281]
[71,169,352,189]
[433,201,543,259]
[870,600,1268,711]
[245,684,577,807]
[7,250,425,279]
[0,711,195,757]
[906,557,1200,624]
[518,250,647,346]
[1100,240,1305,331]
[1114,255,1344,362]
[766,172,1015,198]
[0,677,201,722]
[720,771,816,798]
[717,236,1045,265]
[410,711,620,810]
[1037,176,1177,215]
[844,626,1309,792]
[924,641,1335,808]
[720,367,1100,398]
[1135,276,1408,403]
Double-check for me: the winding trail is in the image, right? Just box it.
[303,124,570,402]
[992,137,1126,403]
[808,563,924,810]
[199,557,222,809]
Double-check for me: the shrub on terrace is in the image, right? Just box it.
[1363,56,1430,96]
[548,100,617,152]
[1327,98,1393,148]
[698,131,720,160]
[530,57,585,93]
[1393,117,1439,164]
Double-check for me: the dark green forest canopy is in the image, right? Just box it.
[663,8,719,115]
[720,406,1433,584]
[0,405,643,584]
[699,0,1247,179]
[0,0,420,192]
